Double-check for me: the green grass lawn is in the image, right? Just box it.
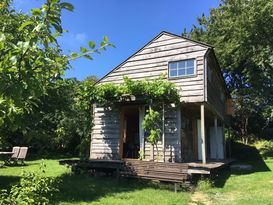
[197,142,273,205]
[0,159,190,204]
[197,157,273,205]
[0,142,272,205]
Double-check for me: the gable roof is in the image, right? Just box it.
[95,31,212,85]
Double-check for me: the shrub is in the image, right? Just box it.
[253,140,273,159]
[196,178,214,192]
[0,163,59,205]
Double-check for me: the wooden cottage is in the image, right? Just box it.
[89,31,233,177]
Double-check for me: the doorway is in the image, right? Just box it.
[122,106,140,158]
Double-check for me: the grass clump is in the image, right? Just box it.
[196,177,214,192]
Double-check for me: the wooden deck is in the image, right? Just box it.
[60,158,234,182]
[187,159,235,175]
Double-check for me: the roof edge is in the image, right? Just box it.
[160,31,213,48]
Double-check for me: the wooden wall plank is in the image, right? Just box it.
[90,105,121,160]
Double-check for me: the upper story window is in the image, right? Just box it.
[168,59,195,78]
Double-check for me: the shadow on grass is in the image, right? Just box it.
[27,154,78,161]
[210,141,271,188]
[56,174,175,204]
[0,176,20,190]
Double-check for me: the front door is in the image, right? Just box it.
[121,106,145,159]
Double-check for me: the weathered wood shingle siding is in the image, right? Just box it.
[206,52,227,118]
[90,105,120,159]
[98,33,208,103]
[144,104,181,162]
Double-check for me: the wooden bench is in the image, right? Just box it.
[122,159,189,183]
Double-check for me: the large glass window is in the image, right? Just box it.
[169,59,195,78]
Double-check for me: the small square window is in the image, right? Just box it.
[169,59,195,78]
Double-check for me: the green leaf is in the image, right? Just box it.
[31,8,42,16]
[108,43,116,48]
[60,2,74,11]
[19,21,34,31]
[83,55,93,60]
[10,56,17,65]
[80,47,88,53]
[71,52,78,58]
[103,36,109,43]
[17,41,30,53]
[0,33,5,41]
[88,41,95,49]
[33,23,44,32]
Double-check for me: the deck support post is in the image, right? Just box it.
[162,103,165,162]
[139,106,145,158]
[174,183,178,193]
[200,104,206,164]
[149,104,154,161]
[223,124,226,159]
[214,116,218,160]
[228,128,231,158]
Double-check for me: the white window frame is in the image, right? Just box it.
[168,59,196,79]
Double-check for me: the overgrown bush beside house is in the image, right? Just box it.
[0,163,59,205]
[253,140,273,159]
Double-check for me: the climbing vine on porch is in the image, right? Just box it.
[86,76,180,105]
[81,75,181,159]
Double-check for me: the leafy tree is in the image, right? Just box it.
[74,76,98,157]
[183,0,273,142]
[1,77,97,158]
[0,0,112,132]
[0,0,113,154]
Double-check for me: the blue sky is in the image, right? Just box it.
[13,0,219,81]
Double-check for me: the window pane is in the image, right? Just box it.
[170,63,177,69]
[170,69,177,77]
[169,59,195,78]
[178,61,186,68]
[178,69,185,76]
[186,67,194,75]
[186,60,194,67]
